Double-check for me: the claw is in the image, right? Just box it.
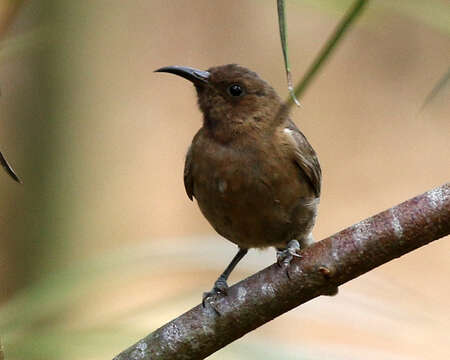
[277,239,302,279]
[202,284,227,306]
[277,239,301,268]
[202,297,222,316]
[201,277,229,314]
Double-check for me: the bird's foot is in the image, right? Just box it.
[277,239,301,278]
[202,277,229,314]
[277,239,301,266]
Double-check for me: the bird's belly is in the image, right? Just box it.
[192,151,314,249]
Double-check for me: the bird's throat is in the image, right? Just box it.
[202,114,238,144]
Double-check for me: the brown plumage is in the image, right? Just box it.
[156,64,321,304]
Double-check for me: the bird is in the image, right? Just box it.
[155,64,321,305]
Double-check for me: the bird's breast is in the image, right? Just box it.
[190,137,310,248]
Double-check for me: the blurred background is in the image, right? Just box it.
[0,0,449,359]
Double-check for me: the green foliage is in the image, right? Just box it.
[286,0,369,108]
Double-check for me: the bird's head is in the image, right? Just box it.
[155,64,284,142]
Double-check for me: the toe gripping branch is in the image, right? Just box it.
[276,239,301,267]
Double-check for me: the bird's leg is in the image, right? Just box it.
[276,239,301,277]
[202,247,248,307]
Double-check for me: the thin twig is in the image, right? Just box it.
[284,0,369,110]
[0,0,26,183]
[113,183,450,360]
[277,0,300,106]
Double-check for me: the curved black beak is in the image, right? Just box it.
[154,66,210,86]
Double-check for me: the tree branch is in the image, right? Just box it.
[113,183,450,360]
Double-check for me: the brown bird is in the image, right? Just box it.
[155,64,321,305]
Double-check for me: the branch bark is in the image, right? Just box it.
[114,183,450,360]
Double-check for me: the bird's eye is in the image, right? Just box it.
[227,84,244,97]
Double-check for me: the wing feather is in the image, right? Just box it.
[284,120,321,197]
